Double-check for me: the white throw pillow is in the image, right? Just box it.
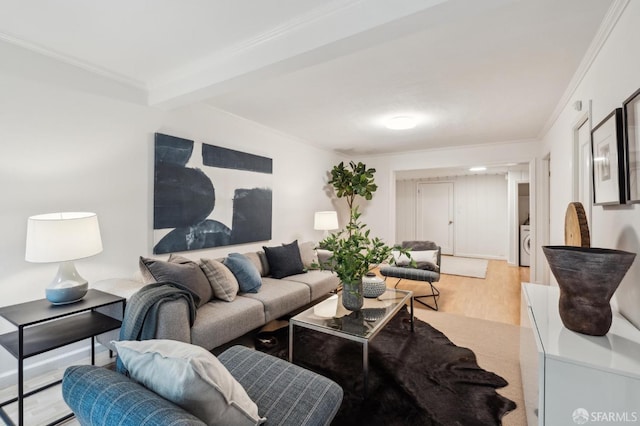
[393,249,438,265]
[392,250,411,266]
[114,340,265,425]
[411,249,438,264]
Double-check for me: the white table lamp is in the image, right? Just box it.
[314,211,339,237]
[25,212,103,304]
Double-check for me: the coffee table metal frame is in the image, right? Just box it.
[289,288,413,395]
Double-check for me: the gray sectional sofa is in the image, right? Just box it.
[95,241,339,352]
[64,242,343,426]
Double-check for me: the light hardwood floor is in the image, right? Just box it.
[385,259,528,326]
[1,259,528,425]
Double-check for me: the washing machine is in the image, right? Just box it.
[520,225,531,267]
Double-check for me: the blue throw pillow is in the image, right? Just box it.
[223,253,262,293]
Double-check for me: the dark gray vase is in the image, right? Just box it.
[543,245,635,336]
[342,280,364,311]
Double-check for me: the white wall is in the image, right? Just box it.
[396,174,508,259]
[0,48,342,381]
[358,140,539,246]
[540,1,640,329]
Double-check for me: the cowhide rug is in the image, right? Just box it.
[255,308,516,426]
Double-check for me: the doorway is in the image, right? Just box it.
[416,182,454,254]
[574,108,592,227]
[518,183,531,266]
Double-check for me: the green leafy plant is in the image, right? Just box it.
[320,161,410,286]
[328,161,378,209]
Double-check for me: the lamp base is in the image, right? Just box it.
[46,262,89,305]
[46,284,88,305]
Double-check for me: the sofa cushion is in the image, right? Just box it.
[378,265,440,282]
[114,339,265,426]
[200,258,240,302]
[218,346,343,426]
[139,255,212,307]
[62,365,206,426]
[191,297,266,350]
[283,270,340,301]
[263,240,305,279]
[224,253,262,293]
[241,278,310,322]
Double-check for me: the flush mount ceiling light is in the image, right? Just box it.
[385,116,417,130]
[469,166,487,172]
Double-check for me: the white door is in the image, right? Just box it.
[416,182,454,254]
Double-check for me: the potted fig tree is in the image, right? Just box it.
[320,161,409,310]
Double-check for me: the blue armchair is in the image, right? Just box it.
[62,345,343,426]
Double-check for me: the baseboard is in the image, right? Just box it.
[0,342,109,390]
[452,253,505,261]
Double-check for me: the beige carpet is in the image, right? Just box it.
[440,255,489,278]
[413,307,525,426]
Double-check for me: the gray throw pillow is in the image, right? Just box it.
[200,258,239,302]
[262,240,305,279]
[139,255,212,307]
[223,253,262,293]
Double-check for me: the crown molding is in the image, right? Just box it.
[0,31,147,90]
[538,0,630,138]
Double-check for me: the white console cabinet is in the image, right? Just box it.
[520,283,640,426]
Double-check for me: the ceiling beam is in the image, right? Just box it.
[148,0,515,109]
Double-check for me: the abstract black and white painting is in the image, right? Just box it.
[153,133,272,254]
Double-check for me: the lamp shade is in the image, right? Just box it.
[314,211,339,231]
[25,212,103,263]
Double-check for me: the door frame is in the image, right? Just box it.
[572,100,593,227]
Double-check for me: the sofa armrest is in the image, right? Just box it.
[62,365,205,426]
[93,278,145,351]
[155,298,192,344]
[316,249,335,271]
[93,279,193,348]
[218,345,343,426]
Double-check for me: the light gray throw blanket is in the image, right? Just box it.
[117,282,197,373]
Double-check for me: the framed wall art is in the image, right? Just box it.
[153,133,273,254]
[624,87,640,202]
[591,108,625,206]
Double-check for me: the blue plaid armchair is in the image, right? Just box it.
[62,345,343,426]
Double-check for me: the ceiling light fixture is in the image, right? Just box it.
[385,116,417,130]
[469,166,487,172]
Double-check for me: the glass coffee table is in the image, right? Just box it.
[289,288,413,395]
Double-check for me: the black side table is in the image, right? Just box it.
[0,289,125,426]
